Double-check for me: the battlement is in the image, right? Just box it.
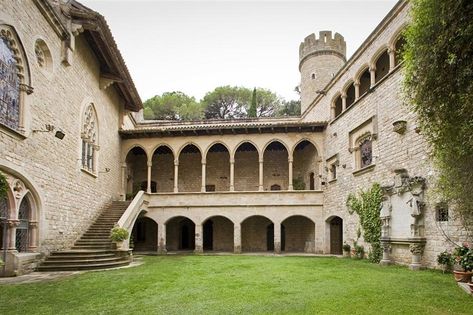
[299,31,346,62]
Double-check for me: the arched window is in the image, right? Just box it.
[0,25,31,132]
[375,50,390,83]
[81,104,99,173]
[358,67,371,96]
[16,197,30,252]
[395,35,406,66]
[333,95,342,118]
[0,196,8,249]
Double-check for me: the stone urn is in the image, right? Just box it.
[453,270,473,283]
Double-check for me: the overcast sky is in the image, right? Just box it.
[81,0,397,102]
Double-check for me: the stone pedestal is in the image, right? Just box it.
[194,224,203,254]
[409,243,424,270]
[380,242,392,266]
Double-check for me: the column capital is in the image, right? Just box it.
[147,161,153,167]
[174,160,179,166]
[7,220,20,228]
[230,158,235,164]
[288,158,293,163]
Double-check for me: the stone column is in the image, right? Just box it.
[258,158,264,191]
[369,67,376,87]
[234,223,241,254]
[229,158,235,192]
[274,222,281,254]
[388,48,395,70]
[409,243,425,271]
[28,221,39,251]
[288,158,293,191]
[341,93,347,111]
[354,81,360,99]
[173,160,179,193]
[121,162,127,200]
[201,160,206,192]
[157,223,167,254]
[147,161,152,193]
[194,224,203,253]
[380,242,391,266]
[7,220,19,250]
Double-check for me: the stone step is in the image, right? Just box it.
[41,256,125,266]
[75,240,112,245]
[72,245,113,250]
[37,259,130,272]
[47,253,116,260]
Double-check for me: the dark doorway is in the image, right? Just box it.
[309,172,315,190]
[131,217,158,251]
[330,216,343,254]
[266,223,274,251]
[179,218,195,250]
[203,220,213,250]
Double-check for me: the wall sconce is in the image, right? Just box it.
[33,124,65,140]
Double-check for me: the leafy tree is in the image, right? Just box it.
[254,88,282,117]
[143,91,202,120]
[278,100,301,116]
[403,0,473,231]
[202,86,250,119]
[248,88,257,118]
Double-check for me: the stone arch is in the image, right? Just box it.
[263,140,289,191]
[292,140,319,190]
[388,24,408,52]
[241,215,274,252]
[165,216,195,251]
[151,144,174,193]
[80,103,99,173]
[34,38,53,72]
[343,79,356,108]
[202,215,234,252]
[123,144,149,163]
[291,138,320,158]
[203,141,231,161]
[15,192,37,252]
[205,142,231,191]
[355,65,371,97]
[370,46,390,83]
[262,138,290,154]
[281,215,315,253]
[234,141,260,191]
[390,26,407,67]
[131,215,158,252]
[124,146,148,198]
[150,144,175,161]
[0,24,32,131]
[325,215,343,255]
[178,143,202,192]
[177,142,203,159]
[331,92,343,118]
[232,139,261,159]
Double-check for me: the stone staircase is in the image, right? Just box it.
[37,201,131,272]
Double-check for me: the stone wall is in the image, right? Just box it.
[0,1,125,254]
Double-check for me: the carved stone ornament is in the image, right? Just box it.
[393,120,407,134]
[409,243,425,255]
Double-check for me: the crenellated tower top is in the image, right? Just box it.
[299,31,346,67]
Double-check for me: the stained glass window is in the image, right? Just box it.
[360,138,372,168]
[0,36,20,130]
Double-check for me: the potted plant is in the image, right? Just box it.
[110,227,129,249]
[437,250,454,273]
[453,244,473,282]
[352,242,364,259]
[342,243,351,257]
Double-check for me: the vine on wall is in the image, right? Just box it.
[346,183,383,263]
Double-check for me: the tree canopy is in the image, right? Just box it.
[143,86,294,121]
[403,0,473,230]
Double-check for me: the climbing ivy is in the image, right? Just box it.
[346,183,383,263]
[0,171,7,201]
[403,0,473,232]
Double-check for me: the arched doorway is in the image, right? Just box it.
[166,216,195,251]
[234,142,259,191]
[241,215,273,252]
[281,216,315,253]
[16,197,31,252]
[202,216,234,252]
[178,144,202,192]
[131,217,158,251]
[263,141,288,190]
[328,216,343,255]
[152,145,174,192]
[293,140,318,190]
[206,143,230,191]
[125,147,148,199]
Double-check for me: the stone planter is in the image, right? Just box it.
[453,270,473,283]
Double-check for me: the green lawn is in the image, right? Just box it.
[1,255,472,314]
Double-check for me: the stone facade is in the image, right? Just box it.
[0,0,467,276]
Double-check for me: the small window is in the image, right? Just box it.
[333,95,342,118]
[436,203,449,222]
[359,138,372,169]
[311,73,316,79]
[270,184,281,191]
[205,185,216,192]
[330,163,337,180]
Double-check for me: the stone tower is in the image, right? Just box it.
[299,31,346,113]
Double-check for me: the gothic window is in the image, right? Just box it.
[0,35,20,130]
[81,104,98,173]
[436,203,449,222]
[330,163,337,180]
[16,197,30,252]
[359,138,372,168]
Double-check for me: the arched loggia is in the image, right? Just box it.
[125,146,148,199]
[263,141,288,191]
[178,144,202,192]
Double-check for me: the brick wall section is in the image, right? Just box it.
[206,151,230,191]
[242,216,273,252]
[209,216,234,251]
[282,216,315,252]
[0,1,125,253]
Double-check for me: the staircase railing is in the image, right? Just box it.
[116,190,149,250]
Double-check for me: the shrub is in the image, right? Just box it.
[353,243,364,259]
[110,227,129,242]
[342,243,351,252]
[437,250,454,270]
[460,250,473,272]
